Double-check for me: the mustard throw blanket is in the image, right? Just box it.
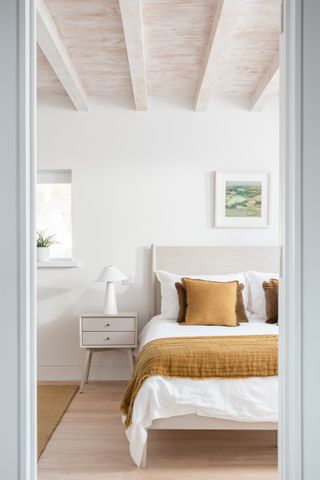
[121,335,278,427]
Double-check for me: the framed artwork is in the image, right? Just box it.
[215,173,270,228]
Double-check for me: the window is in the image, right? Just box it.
[37,169,72,259]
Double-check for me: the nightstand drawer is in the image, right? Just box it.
[82,317,135,332]
[82,331,135,346]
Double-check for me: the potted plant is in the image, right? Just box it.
[36,230,57,262]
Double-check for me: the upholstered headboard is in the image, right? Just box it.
[150,245,281,317]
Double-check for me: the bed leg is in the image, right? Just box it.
[139,439,148,468]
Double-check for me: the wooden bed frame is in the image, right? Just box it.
[140,245,280,468]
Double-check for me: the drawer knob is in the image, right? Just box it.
[105,323,110,327]
[105,337,110,341]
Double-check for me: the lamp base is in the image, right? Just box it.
[102,282,118,315]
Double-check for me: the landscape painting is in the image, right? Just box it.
[215,173,269,228]
[225,181,262,218]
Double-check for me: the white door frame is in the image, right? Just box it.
[0,0,37,479]
[1,0,307,478]
[279,0,302,479]
[22,0,37,477]
[18,0,37,478]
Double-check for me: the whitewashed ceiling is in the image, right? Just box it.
[37,0,281,111]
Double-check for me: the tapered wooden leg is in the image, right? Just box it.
[80,349,92,393]
[127,348,134,374]
[85,350,92,383]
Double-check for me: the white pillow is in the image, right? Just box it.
[246,271,279,319]
[156,270,249,320]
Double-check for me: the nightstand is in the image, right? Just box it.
[79,312,137,393]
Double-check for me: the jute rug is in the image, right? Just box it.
[38,384,79,459]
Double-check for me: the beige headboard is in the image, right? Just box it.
[150,245,281,317]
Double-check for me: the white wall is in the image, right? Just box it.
[37,96,279,380]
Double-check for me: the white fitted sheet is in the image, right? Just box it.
[125,315,279,467]
[139,314,279,349]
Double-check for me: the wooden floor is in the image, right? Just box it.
[38,382,278,480]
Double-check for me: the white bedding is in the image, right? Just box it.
[139,314,278,348]
[126,315,279,467]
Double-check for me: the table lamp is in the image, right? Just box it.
[95,265,127,314]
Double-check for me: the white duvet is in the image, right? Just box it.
[125,315,279,467]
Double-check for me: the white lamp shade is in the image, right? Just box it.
[95,265,127,283]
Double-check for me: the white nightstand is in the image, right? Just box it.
[79,312,137,393]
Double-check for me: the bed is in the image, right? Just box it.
[124,245,280,468]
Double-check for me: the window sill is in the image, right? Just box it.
[37,260,80,268]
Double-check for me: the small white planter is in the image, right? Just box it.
[37,247,50,263]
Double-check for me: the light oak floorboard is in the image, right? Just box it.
[38,382,278,479]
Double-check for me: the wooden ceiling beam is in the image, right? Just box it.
[37,0,88,111]
[119,0,148,111]
[250,52,279,111]
[194,0,240,112]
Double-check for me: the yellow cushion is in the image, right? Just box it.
[181,278,238,326]
[176,281,248,324]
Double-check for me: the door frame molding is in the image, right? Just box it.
[279,0,302,479]
[14,0,305,478]
[19,0,37,478]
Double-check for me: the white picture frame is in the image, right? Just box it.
[215,172,270,228]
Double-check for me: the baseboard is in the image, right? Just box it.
[37,364,131,381]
